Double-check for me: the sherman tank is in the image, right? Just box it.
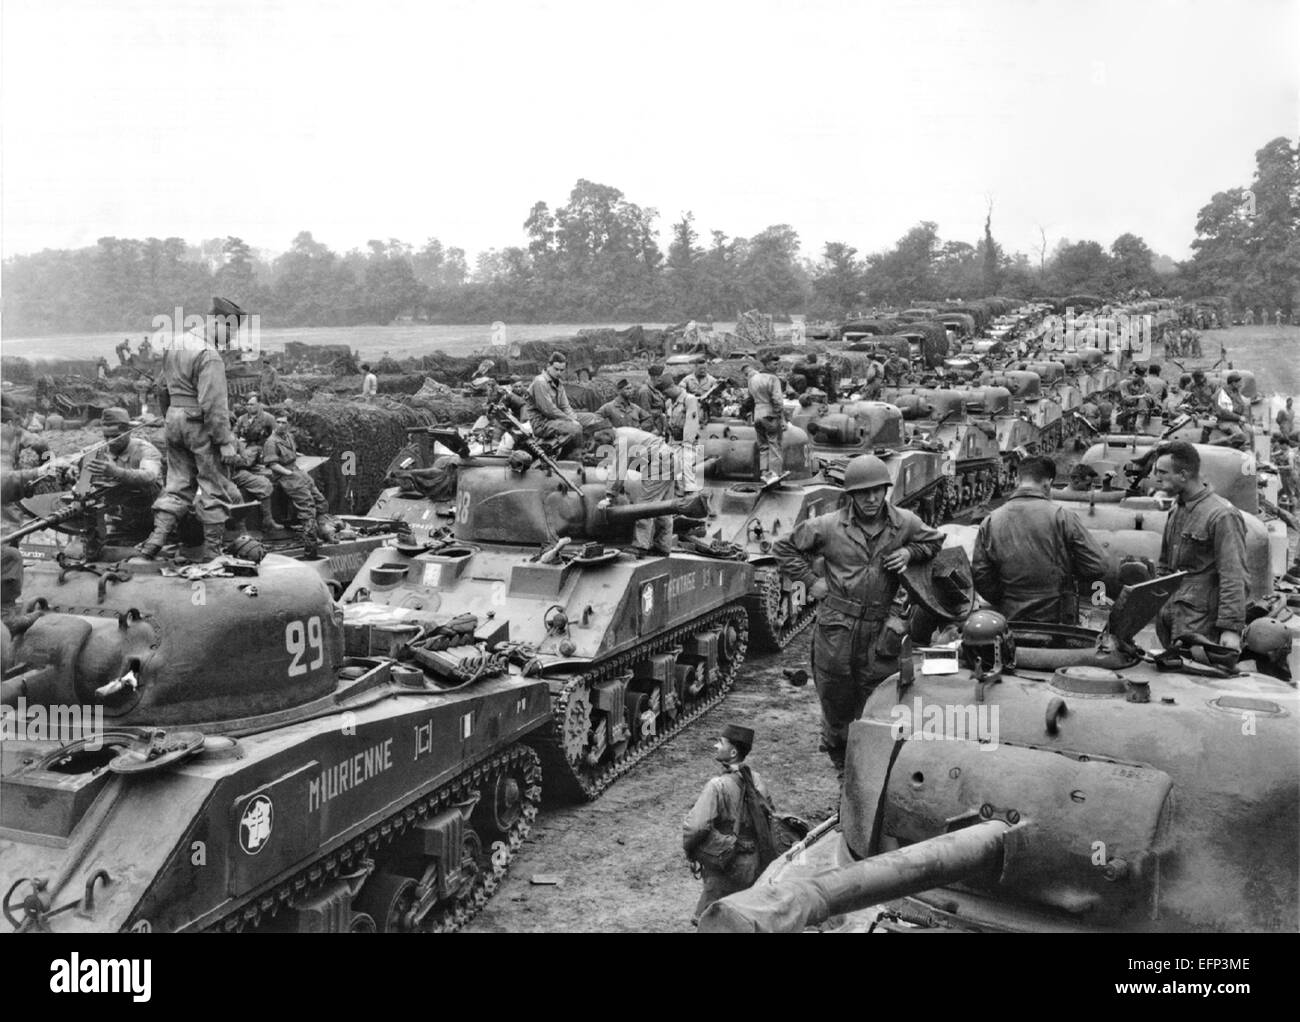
[700,578,1300,933]
[339,451,754,802]
[884,385,1023,514]
[0,548,548,933]
[684,419,843,649]
[789,399,948,524]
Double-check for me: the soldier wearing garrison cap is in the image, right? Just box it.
[138,297,245,561]
[90,407,163,543]
[682,723,772,924]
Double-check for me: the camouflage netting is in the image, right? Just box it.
[285,394,482,515]
[734,310,777,348]
[1063,294,1105,310]
[564,377,619,412]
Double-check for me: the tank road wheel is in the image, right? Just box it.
[745,566,816,652]
[354,872,420,933]
[348,913,377,933]
[528,605,750,802]
[481,771,524,838]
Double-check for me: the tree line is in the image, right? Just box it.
[2,137,1294,336]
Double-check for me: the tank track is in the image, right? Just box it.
[746,565,817,651]
[203,743,542,934]
[530,603,750,802]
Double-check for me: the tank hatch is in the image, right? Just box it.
[1104,572,1186,648]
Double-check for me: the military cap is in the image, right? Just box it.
[100,406,131,428]
[722,723,754,748]
[648,364,665,377]
[761,352,780,364]
[616,378,630,389]
[1226,371,1242,383]
[211,296,248,320]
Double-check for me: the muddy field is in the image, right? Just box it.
[467,629,836,933]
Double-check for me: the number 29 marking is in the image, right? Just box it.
[286,616,324,676]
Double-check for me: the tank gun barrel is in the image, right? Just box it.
[698,819,1010,933]
[601,493,708,525]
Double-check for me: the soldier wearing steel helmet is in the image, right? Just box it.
[774,454,944,772]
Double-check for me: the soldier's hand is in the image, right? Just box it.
[219,443,239,465]
[1219,630,1241,651]
[809,578,829,601]
[91,456,121,480]
[882,548,911,572]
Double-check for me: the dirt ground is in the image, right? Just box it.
[466,628,838,933]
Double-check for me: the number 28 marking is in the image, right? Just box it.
[286,616,324,676]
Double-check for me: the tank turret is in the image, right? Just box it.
[702,579,1299,933]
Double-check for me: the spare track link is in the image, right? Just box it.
[746,566,816,652]
[204,743,542,934]
[530,603,750,802]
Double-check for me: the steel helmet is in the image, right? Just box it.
[962,610,1008,645]
[842,454,892,492]
[1244,618,1291,656]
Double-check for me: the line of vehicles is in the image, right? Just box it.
[2,298,1296,933]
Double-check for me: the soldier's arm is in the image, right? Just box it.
[1065,513,1107,584]
[115,445,162,487]
[971,520,1002,604]
[902,516,945,564]
[682,780,721,855]
[1212,510,1248,635]
[196,352,235,445]
[773,517,823,587]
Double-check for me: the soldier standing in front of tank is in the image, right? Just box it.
[972,456,1106,625]
[774,454,945,773]
[682,723,770,925]
[138,298,244,561]
[1151,441,1248,652]
[597,424,677,556]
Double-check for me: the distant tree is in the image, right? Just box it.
[810,241,863,317]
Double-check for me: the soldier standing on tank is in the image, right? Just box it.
[972,456,1106,625]
[682,723,771,925]
[1151,441,1248,653]
[743,362,787,483]
[597,424,677,556]
[774,454,945,773]
[137,298,244,561]
[632,365,670,435]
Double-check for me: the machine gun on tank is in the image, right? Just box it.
[484,402,583,495]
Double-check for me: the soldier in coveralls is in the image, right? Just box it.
[90,407,163,544]
[775,454,944,772]
[138,298,244,561]
[682,723,770,925]
[1151,441,1248,652]
[263,415,325,555]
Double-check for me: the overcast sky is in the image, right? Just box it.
[2,0,1296,266]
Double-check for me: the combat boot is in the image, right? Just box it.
[135,510,178,560]
[259,497,286,532]
[199,522,226,562]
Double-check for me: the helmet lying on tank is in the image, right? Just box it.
[960,609,1016,678]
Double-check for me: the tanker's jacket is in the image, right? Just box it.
[682,373,718,396]
[105,436,163,492]
[682,763,770,858]
[160,329,234,445]
[596,395,651,429]
[525,372,575,428]
[1159,484,1248,635]
[972,489,1106,623]
[747,372,784,420]
[235,409,276,443]
[262,433,301,471]
[774,505,944,623]
[633,381,667,414]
